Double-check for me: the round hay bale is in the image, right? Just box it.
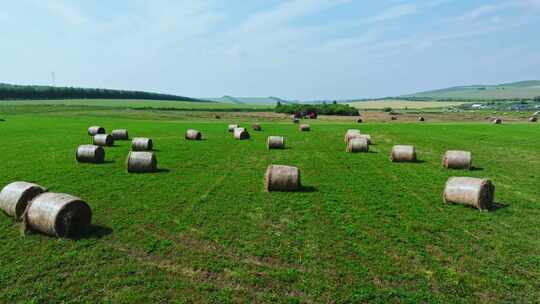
[93,134,114,146]
[443,177,494,211]
[390,145,417,162]
[111,129,129,140]
[356,118,363,123]
[442,150,472,170]
[26,192,92,238]
[267,136,285,149]
[356,134,372,145]
[234,127,250,140]
[390,116,397,121]
[347,137,369,153]
[88,126,105,136]
[529,116,537,122]
[292,118,300,124]
[265,165,301,192]
[493,118,503,124]
[132,137,153,151]
[418,117,425,122]
[0,182,46,221]
[344,129,361,143]
[76,145,105,164]
[185,129,202,140]
[252,123,262,131]
[228,124,239,132]
[126,151,158,173]
[214,114,221,119]
[299,124,310,131]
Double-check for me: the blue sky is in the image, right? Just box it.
[1,0,539,100]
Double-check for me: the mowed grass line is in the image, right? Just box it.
[0,114,539,303]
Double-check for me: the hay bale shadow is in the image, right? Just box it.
[73,225,113,240]
[489,202,509,212]
[470,167,484,171]
[156,168,170,174]
[299,185,318,193]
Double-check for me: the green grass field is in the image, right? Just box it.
[0,107,539,303]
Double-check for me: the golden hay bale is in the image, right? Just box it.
[390,116,397,121]
[443,177,494,211]
[442,150,472,170]
[185,129,202,140]
[529,116,538,122]
[265,165,301,192]
[267,136,285,149]
[88,126,105,136]
[390,145,417,162]
[126,151,158,173]
[132,137,153,151]
[344,129,361,143]
[0,182,46,221]
[76,145,105,164]
[93,134,114,146]
[418,117,425,122]
[234,128,250,140]
[26,192,92,238]
[299,124,310,131]
[493,118,503,124]
[111,129,129,140]
[347,137,369,153]
[252,123,262,131]
[228,124,239,132]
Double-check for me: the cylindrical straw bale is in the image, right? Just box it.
[442,150,472,170]
[228,124,239,132]
[390,145,417,162]
[391,116,397,121]
[443,177,494,211]
[111,129,129,140]
[344,129,361,143]
[358,134,372,144]
[0,182,46,220]
[132,137,153,151]
[88,126,105,136]
[252,123,262,131]
[529,116,537,122]
[93,134,114,146]
[185,129,202,140]
[26,192,92,238]
[347,137,369,153]
[418,117,425,122]
[76,145,105,164]
[265,165,301,192]
[267,136,285,149]
[126,151,158,173]
[299,124,310,131]
[493,118,503,124]
[292,118,300,124]
[356,118,363,123]
[234,128,250,140]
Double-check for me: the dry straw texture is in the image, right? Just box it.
[344,129,361,143]
[442,150,472,170]
[391,145,417,162]
[127,151,158,173]
[0,182,46,221]
[252,123,262,131]
[347,137,369,153]
[76,145,105,164]
[185,129,202,140]
[27,192,92,238]
[93,134,114,147]
[132,138,153,151]
[111,129,129,140]
[265,165,301,192]
[443,177,494,211]
[88,126,105,136]
[267,136,285,149]
[234,128,250,140]
[228,124,239,132]
[299,124,310,131]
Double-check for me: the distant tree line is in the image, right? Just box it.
[275,101,359,116]
[0,83,199,101]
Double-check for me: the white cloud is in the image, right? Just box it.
[367,4,418,23]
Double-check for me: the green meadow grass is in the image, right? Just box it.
[0,110,539,303]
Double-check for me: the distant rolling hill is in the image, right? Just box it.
[402,80,540,100]
[205,96,294,105]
